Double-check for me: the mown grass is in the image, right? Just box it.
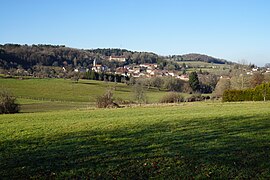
[0,102,269,179]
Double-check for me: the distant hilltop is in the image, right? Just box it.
[180,53,228,64]
[0,43,233,70]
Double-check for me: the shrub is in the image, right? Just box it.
[186,94,210,102]
[0,90,20,114]
[114,97,134,105]
[186,94,201,102]
[254,83,270,101]
[160,92,184,103]
[222,83,270,102]
[96,89,119,108]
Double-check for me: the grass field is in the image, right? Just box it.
[177,61,232,75]
[0,78,138,102]
[0,77,170,112]
[0,102,269,179]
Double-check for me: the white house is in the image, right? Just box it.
[108,56,126,62]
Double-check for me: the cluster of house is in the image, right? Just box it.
[114,63,189,81]
[77,56,189,81]
[246,68,260,75]
[246,67,270,75]
[91,56,125,72]
[72,55,270,82]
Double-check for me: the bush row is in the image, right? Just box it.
[186,95,211,102]
[159,92,185,103]
[159,92,210,103]
[223,83,270,102]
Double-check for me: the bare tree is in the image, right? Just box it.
[250,72,264,88]
[133,82,147,105]
[213,78,231,97]
[230,72,251,90]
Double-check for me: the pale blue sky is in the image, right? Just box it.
[1,0,270,66]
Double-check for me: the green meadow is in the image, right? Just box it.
[0,78,143,102]
[0,77,270,178]
[0,78,168,112]
[1,102,270,179]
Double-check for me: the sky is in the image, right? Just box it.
[1,0,270,66]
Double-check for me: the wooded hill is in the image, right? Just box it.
[0,44,232,70]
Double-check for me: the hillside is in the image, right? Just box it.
[172,53,231,64]
[0,44,233,70]
[0,44,159,70]
[0,77,169,112]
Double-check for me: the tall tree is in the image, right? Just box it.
[189,72,200,92]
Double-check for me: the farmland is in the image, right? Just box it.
[0,78,139,102]
[0,102,270,178]
[0,78,170,112]
[0,77,270,178]
[177,61,232,75]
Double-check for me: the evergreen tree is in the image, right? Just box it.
[189,72,200,92]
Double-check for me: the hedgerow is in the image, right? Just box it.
[223,83,270,102]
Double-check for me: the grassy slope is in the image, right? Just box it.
[0,102,269,179]
[0,78,167,112]
[0,78,133,102]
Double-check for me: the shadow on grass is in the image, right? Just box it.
[115,88,131,93]
[1,115,269,179]
[77,82,100,86]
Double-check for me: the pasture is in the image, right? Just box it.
[0,102,269,178]
[178,61,232,75]
[0,77,169,112]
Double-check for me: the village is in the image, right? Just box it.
[84,55,189,81]
[76,55,270,82]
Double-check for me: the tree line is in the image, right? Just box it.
[0,44,181,71]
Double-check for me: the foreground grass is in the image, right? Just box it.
[0,102,270,179]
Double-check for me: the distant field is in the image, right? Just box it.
[177,61,232,74]
[178,61,230,67]
[0,78,170,112]
[0,78,134,102]
[0,102,269,178]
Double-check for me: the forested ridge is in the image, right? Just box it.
[0,44,230,70]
